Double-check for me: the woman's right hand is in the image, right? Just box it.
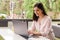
[28,30,34,34]
[28,30,42,36]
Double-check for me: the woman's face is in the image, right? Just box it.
[34,7,43,16]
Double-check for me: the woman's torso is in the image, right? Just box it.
[34,16,55,40]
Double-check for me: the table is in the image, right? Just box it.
[0,27,26,40]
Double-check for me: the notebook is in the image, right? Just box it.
[12,20,28,37]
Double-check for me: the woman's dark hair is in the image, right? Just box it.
[33,3,47,21]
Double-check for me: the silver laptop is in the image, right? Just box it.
[12,20,28,37]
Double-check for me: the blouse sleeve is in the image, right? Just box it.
[28,21,36,31]
[40,18,52,36]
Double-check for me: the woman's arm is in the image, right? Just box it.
[28,21,42,36]
[40,18,52,36]
[28,30,42,36]
[28,21,36,34]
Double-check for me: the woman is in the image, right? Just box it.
[28,3,55,40]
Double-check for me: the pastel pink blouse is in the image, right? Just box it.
[28,16,55,40]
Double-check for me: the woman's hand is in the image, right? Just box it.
[28,30,42,36]
[33,31,42,36]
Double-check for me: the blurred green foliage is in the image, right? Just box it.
[22,0,60,19]
[0,0,60,19]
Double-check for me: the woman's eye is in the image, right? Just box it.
[37,10,39,11]
[36,10,39,11]
[33,10,39,12]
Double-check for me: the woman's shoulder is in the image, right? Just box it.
[45,15,52,21]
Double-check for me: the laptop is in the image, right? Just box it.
[12,20,29,39]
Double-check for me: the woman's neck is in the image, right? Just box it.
[39,14,45,19]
